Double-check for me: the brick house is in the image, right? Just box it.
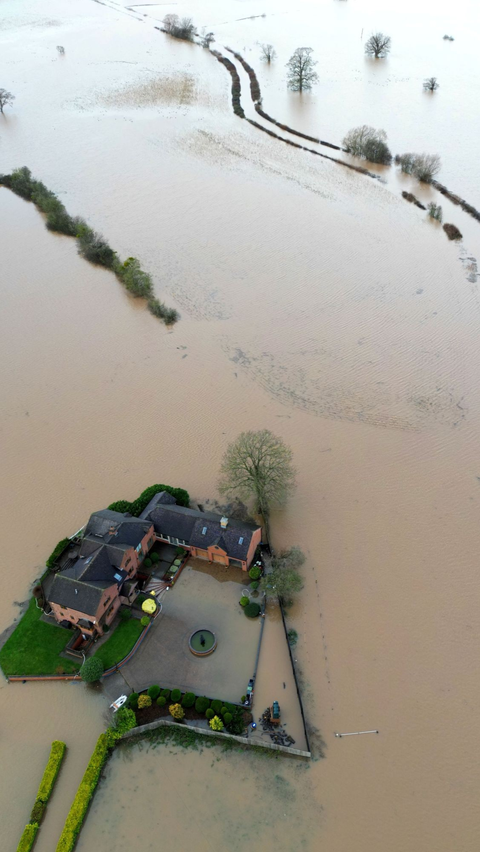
[140,492,262,570]
[47,510,154,637]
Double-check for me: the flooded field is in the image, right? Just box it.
[1,0,480,850]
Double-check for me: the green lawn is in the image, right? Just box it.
[0,598,79,676]
[94,618,144,670]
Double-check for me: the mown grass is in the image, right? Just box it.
[94,618,144,670]
[0,599,79,676]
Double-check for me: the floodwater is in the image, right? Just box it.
[1,0,480,850]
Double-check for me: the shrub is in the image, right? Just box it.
[224,708,246,735]
[137,694,152,709]
[55,733,110,852]
[140,616,150,627]
[35,193,76,236]
[119,607,132,621]
[161,688,171,700]
[102,623,110,634]
[209,715,224,731]
[9,166,37,199]
[17,823,39,852]
[36,740,66,803]
[211,699,222,714]
[80,656,104,683]
[249,565,261,580]
[147,684,161,700]
[182,692,196,708]
[169,703,185,720]
[443,223,462,240]
[195,696,210,713]
[156,695,166,706]
[30,800,46,823]
[343,126,392,165]
[250,581,259,590]
[287,628,298,646]
[107,500,132,513]
[241,695,246,703]
[171,688,182,703]
[428,203,443,222]
[75,219,116,268]
[205,708,214,720]
[127,692,139,709]
[394,152,441,183]
[46,537,71,569]
[239,596,249,607]
[150,552,160,563]
[115,256,153,298]
[147,297,180,325]
[223,712,233,725]
[221,706,228,716]
[113,707,136,736]
[143,557,152,568]
[244,602,261,618]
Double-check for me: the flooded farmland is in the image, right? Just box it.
[1,0,480,850]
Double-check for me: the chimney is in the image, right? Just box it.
[220,517,228,529]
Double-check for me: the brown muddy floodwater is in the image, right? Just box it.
[1,1,480,850]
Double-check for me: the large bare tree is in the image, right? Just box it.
[0,89,15,113]
[219,430,296,542]
[286,47,319,92]
[260,43,277,63]
[365,32,391,58]
[423,76,439,91]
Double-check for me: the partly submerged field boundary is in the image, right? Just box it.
[279,603,311,754]
[16,741,67,852]
[0,170,179,326]
[122,717,312,758]
[55,734,110,852]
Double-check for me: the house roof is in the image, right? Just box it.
[48,573,113,617]
[84,510,151,549]
[150,504,260,561]
[139,490,177,520]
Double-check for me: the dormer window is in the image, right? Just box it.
[202,526,207,535]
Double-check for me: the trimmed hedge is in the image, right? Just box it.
[248,565,261,580]
[211,699,222,714]
[205,708,214,720]
[129,484,190,516]
[170,688,182,703]
[37,740,66,803]
[16,823,39,852]
[55,733,110,852]
[147,684,161,700]
[127,692,139,709]
[107,500,132,513]
[46,538,71,569]
[160,688,171,700]
[244,602,261,618]
[156,695,166,706]
[30,800,46,823]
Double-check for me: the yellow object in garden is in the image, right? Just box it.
[142,598,156,615]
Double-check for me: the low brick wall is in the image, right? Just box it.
[122,717,311,758]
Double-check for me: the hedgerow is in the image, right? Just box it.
[55,733,110,852]
[36,740,66,803]
[16,823,39,852]
[46,538,71,569]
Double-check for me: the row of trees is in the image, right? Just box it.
[342,125,441,181]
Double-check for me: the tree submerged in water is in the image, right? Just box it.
[343,125,392,165]
[365,32,391,59]
[286,47,319,92]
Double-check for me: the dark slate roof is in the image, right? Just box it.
[140,490,177,520]
[48,574,111,616]
[84,510,151,549]
[151,504,259,561]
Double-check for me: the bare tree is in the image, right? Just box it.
[0,88,15,114]
[427,203,443,222]
[260,547,305,602]
[423,76,439,91]
[365,32,391,58]
[163,13,179,33]
[343,125,392,164]
[56,45,65,55]
[219,430,296,543]
[200,29,215,48]
[260,43,277,63]
[286,47,318,92]
[163,14,195,41]
[395,152,441,183]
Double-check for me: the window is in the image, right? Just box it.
[125,557,131,567]
[103,596,111,607]
[239,537,244,545]
[136,544,142,554]
[202,526,207,535]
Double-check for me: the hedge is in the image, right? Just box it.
[55,734,110,852]
[46,538,70,569]
[16,823,39,852]
[36,740,66,803]
[181,691,195,708]
[170,688,182,703]
[107,484,190,518]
